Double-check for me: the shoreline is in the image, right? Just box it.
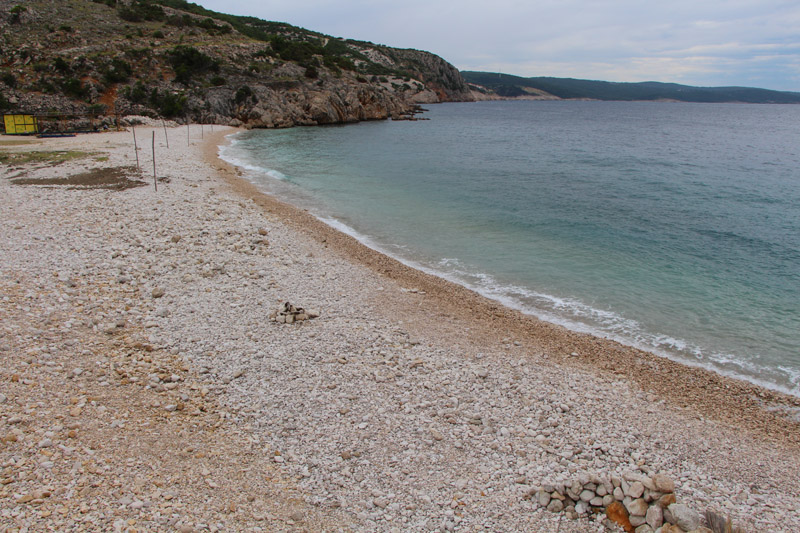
[2,125,799,531]
[207,128,800,445]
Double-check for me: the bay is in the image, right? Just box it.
[221,100,800,396]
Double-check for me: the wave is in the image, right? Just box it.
[321,216,799,397]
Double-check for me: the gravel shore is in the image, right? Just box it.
[2,125,799,532]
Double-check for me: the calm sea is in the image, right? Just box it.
[221,101,800,396]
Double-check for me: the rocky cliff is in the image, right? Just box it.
[0,0,474,129]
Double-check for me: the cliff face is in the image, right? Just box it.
[0,0,473,129]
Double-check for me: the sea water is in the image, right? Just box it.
[221,101,800,396]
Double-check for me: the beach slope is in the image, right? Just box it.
[1,126,799,531]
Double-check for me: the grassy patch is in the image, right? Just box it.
[0,150,95,166]
[11,166,145,190]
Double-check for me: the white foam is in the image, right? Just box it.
[319,215,799,398]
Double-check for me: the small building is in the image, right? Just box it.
[3,114,39,135]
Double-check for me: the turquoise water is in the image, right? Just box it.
[221,101,800,396]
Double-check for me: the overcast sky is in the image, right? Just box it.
[194,0,800,91]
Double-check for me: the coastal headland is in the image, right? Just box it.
[1,125,799,531]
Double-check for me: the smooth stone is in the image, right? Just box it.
[647,505,664,529]
[547,499,564,513]
[664,504,702,532]
[657,493,677,509]
[574,501,589,515]
[652,473,675,493]
[629,481,645,499]
[626,498,649,517]
[537,490,551,507]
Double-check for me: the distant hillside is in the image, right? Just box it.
[462,71,800,104]
[0,0,473,129]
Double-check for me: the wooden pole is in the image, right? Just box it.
[152,131,157,192]
[162,120,169,148]
[187,124,190,146]
[132,126,140,172]
[201,123,204,139]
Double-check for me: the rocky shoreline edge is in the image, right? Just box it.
[1,125,799,531]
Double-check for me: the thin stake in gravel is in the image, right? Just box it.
[152,131,157,192]
[132,126,140,172]
[187,124,190,146]
[163,120,169,149]
[201,124,204,139]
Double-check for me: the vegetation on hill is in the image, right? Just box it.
[462,71,800,104]
[0,0,472,128]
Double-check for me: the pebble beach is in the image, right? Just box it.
[2,124,800,532]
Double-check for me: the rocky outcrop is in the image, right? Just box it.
[381,48,475,102]
[0,0,472,129]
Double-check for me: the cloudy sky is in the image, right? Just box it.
[195,0,800,91]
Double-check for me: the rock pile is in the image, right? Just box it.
[530,471,710,533]
[268,301,320,324]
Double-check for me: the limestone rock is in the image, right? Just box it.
[626,498,649,517]
[646,505,664,529]
[665,504,702,532]
[606,501,634,533]
[652,473,675,493]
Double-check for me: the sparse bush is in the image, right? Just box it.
[88,103,107,115]
[123,81,148,104]
[209,76,226,86]
[304,65,318,79]
[118,1,165,23]
[61,77,88,99]
[58,25,73,33]
[149,89,187,117]
[103,58,132,84]
[2,72,16,88]
[9,4,26,25]
[54,57,71,73]
[152,30,164,39]
[234,85,255,105]
[168,45,219,85]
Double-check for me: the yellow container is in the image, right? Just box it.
[3,114,39,135]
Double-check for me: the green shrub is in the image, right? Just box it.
[58,25,73,33]
[118,1,165,23]
[88,103,107,115]
[209,75,226,86]
[103,58,132,84]
[2,72,16,88]
[234,85,255,105]
[304,65,318,79]
[123,81,148,103]
[9,4,26,24]
[61,77,88,99]
[54,57,71,73]
[149,89,186,117]
[168,45,219,85]
[152,29,164,39]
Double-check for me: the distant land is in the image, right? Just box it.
[462,71,800,104]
